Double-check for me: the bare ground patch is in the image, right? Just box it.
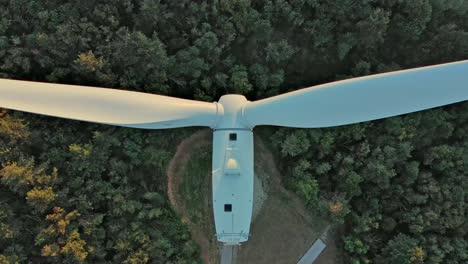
[235,136,332,263]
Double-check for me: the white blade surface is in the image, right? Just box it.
[0,79,220,129]
[244,60,468,128]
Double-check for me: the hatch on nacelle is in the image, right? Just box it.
[224,148,240,175]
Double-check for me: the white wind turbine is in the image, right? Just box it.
[1,60,467,245]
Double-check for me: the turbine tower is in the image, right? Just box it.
[1,60,467,245]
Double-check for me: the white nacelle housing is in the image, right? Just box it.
[212,130,253,244]
[211,95,254,244]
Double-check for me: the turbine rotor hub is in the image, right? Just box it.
[213,94,251,129]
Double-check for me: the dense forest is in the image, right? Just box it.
[0,0,467,263]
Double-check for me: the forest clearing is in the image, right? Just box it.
[167,129,341,264]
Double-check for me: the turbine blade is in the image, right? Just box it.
[0,79,220,129]
[244,60,468,128]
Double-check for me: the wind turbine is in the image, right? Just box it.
[1,60,467,245]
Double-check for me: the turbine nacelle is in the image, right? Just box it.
[212,94,254,244]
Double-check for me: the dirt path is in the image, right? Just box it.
[167,130,341,264]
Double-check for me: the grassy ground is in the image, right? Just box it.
[167,130,219,264]
[180,145,211,225]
